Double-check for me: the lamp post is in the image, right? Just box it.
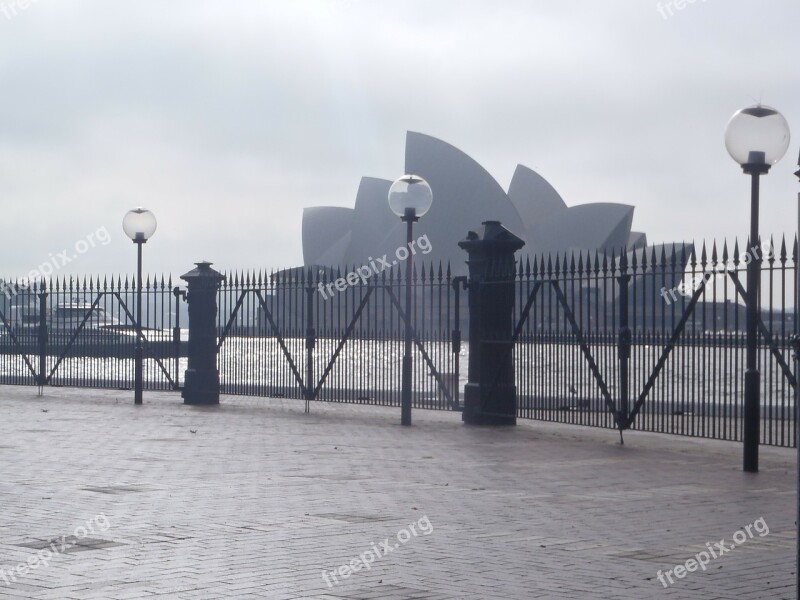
[724,104,790,472]
[388,175,433,426]
[122,208,157,405]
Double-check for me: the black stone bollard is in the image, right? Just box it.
[181,262,225,405]
[459,221,525,425]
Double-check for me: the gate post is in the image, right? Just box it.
[181,262,225,405]
[459,221,525,425]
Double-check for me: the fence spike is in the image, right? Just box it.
[766,235,775,264]
[644,245,654,271]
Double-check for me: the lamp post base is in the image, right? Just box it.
[743,368,760,473]
[134,345,143,405]
[401,356,412,426]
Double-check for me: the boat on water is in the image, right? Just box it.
[0,300,185,358]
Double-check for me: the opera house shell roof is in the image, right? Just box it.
[303,132,654,276]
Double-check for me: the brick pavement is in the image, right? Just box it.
[0,385,795,599]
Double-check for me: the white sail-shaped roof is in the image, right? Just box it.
[302,206,353,267]
[302,131,648,275]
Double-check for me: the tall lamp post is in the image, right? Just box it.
[388,175,433,426]
[724,105,790,472]
[122,208,157,405]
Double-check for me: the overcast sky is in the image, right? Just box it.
[0,0,798,279]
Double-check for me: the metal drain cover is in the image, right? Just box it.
[16,536,124,554]
[82,485,148,494]
[316,513,395,524]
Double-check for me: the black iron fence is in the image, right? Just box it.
[0,236,796,448]
[0,276,184,390]
[215,265,462,410]
[502,238,797,447]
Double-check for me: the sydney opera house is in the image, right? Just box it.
[302,131,656,276]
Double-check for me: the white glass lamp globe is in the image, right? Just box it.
[724,105,790,168]
[388,175,433,218]
[123,208,157,242]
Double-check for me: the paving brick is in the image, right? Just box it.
[0,384,795,598]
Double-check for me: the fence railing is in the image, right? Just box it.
[503,238,798,447]
[0,236,795,448]
[0,276,184,391]
[215,265,462,410]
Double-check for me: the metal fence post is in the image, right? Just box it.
[172,286,186,390]
[37,284,47,393]
[452,275,466,410]
[617,250,631,429]
[305,280,316,413]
